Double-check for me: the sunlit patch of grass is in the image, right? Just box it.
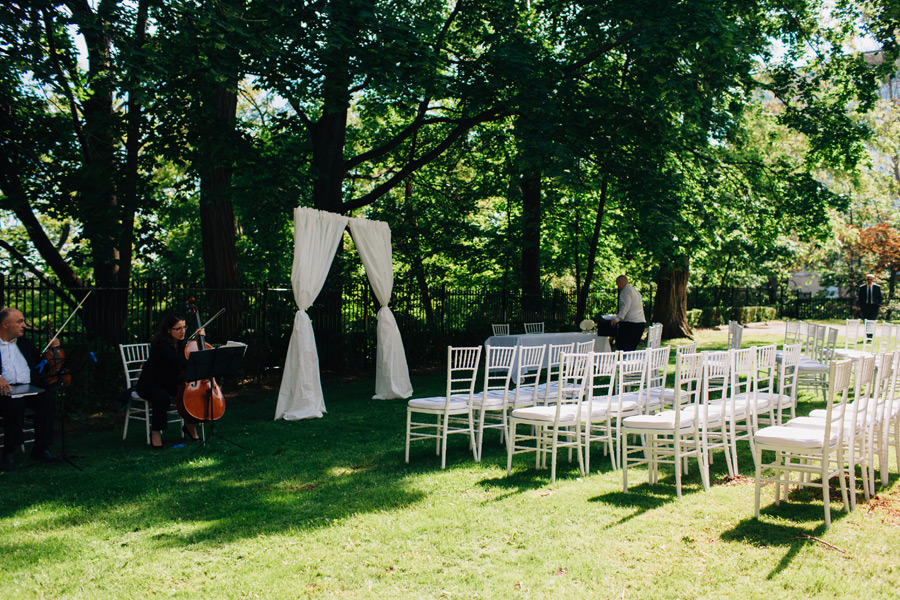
[0,322,898,598]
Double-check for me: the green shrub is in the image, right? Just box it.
[686,309,702,328]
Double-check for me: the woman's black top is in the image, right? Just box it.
[136,337,189,396]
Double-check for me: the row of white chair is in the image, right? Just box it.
[622,344,800,497]
[844,318,900,354]
[492,323,544,336]
[404,341,661,471]
[754,348,900,529]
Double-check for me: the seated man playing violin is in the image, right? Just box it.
[0,307,58,471]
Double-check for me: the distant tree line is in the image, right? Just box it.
[1,0,898,343]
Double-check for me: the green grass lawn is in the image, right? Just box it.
[2,325,899,599]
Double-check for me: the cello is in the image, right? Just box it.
[175,298,226,422]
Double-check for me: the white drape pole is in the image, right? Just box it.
[275,207,349,420]
[348,217,413,399]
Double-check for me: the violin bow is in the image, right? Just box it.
[187,307,227,341]
[41,290,93,354]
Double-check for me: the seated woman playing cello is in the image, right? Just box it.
[137,313,204,448]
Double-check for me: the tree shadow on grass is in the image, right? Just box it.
[0,380,439,556]
[587,473,705,529]
[722,512,837,578]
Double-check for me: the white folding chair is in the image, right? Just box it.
[844,319,861,350]
[535,342,576,404]
[471,345,518,461]
[869,351,898,491]
[650,342,696,410]
[876,322,897,354]
[754,359,853,530]
[507,352,590,483]
[491,323,510,336]
[784,320,801,346]
[727,320,744,350]
[862,319,878,352]
[646,323,663,349]
[506,345,546,409]
[576,339,595,354]
[767,343,802,425]
[699,351,735,477]
[798,326,838,402]
[119,343,184,444]
[644,346,671,414]
[710,348,757,473]
[524,322,545,334]
[582,351,633,473]
[622,351,709,498]
[791,354,877,509]
[405,346,481,469]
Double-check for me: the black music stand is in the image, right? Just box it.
[183,345,245,454]
[20,351,92,471]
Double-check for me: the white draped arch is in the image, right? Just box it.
[348,217,413,400]
[275,207,413,421]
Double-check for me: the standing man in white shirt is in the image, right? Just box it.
[610,275,646,351]
[0,307,58,471]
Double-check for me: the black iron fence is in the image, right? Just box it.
[0,274,874,410]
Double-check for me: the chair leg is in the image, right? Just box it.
[507,420,516,475]
[122,404,131,441]
[144,403,151,445]
[754,447,762,518]
[475,410,485,463]
[404,410,412,463]
[440,414,449,470]
[674,437,682,500]
[699,437,710,491]
[468,411,477,461]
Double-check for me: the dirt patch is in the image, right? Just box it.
[866,492,900,525]
[714,474,755,486]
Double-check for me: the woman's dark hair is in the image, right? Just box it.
[151,312,186,346]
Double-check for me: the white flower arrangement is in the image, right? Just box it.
[579,319,596,333]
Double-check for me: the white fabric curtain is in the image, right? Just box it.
[275,207,349,420]
[349,217,413,399]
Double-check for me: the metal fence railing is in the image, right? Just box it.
[0,274,872,410]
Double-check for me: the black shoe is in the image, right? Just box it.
[30,447,57,461]
[0,453,14,472]
[182,425,201,442]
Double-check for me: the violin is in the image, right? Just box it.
[40,345,71,387]
[175,298,226,422]
[38,290,92,388]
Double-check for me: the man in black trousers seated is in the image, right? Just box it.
[0,307,58,471]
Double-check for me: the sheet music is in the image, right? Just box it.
[9,384,45,398]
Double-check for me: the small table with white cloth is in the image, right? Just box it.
[484,332,611,375]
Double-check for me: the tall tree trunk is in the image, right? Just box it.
[652,256,692,339]
[576,174,608,321]
[520,165,542,316]
[66,1,130,343]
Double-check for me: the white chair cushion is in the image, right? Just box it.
[470,390,508,409]
[589,397,640,415]
[784,415,863,436]
[408,395,471,411]
[623,410,695,431]
[755,425,838,449]
[797,360,828,372]
[754,391,792,407]
[648,388,676,401]
[511,405,579,422]
[707,398,750,419]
